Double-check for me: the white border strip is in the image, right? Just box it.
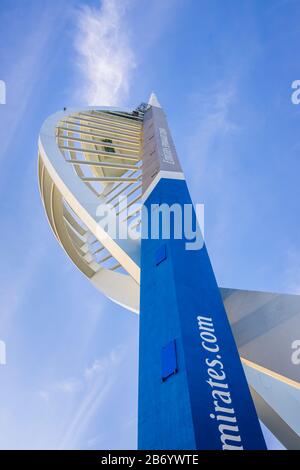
[142,170,185,202]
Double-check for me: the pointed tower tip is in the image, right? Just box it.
[148,92,161,108]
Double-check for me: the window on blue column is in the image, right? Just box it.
[161,340,177,381]
[155,244,167,266]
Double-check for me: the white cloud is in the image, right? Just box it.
[38,377,81,401]
[84,357,106,381]
[59,348,124,449]
[74,0,136,106]
[187,86,238,170]
[0,2,71,166]
[86,432,105,449]
[182,83,241,283]
[186,84,239,220]
[56,378,81,394]
[34,349,125,449]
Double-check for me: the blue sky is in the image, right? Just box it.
[0,0,299,449]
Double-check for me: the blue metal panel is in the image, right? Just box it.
[161,340,177,381]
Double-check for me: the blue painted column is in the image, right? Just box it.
[137,97,266,450]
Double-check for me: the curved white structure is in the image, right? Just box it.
[38,106,144,312]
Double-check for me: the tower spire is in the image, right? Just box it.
[148,92,161,108]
